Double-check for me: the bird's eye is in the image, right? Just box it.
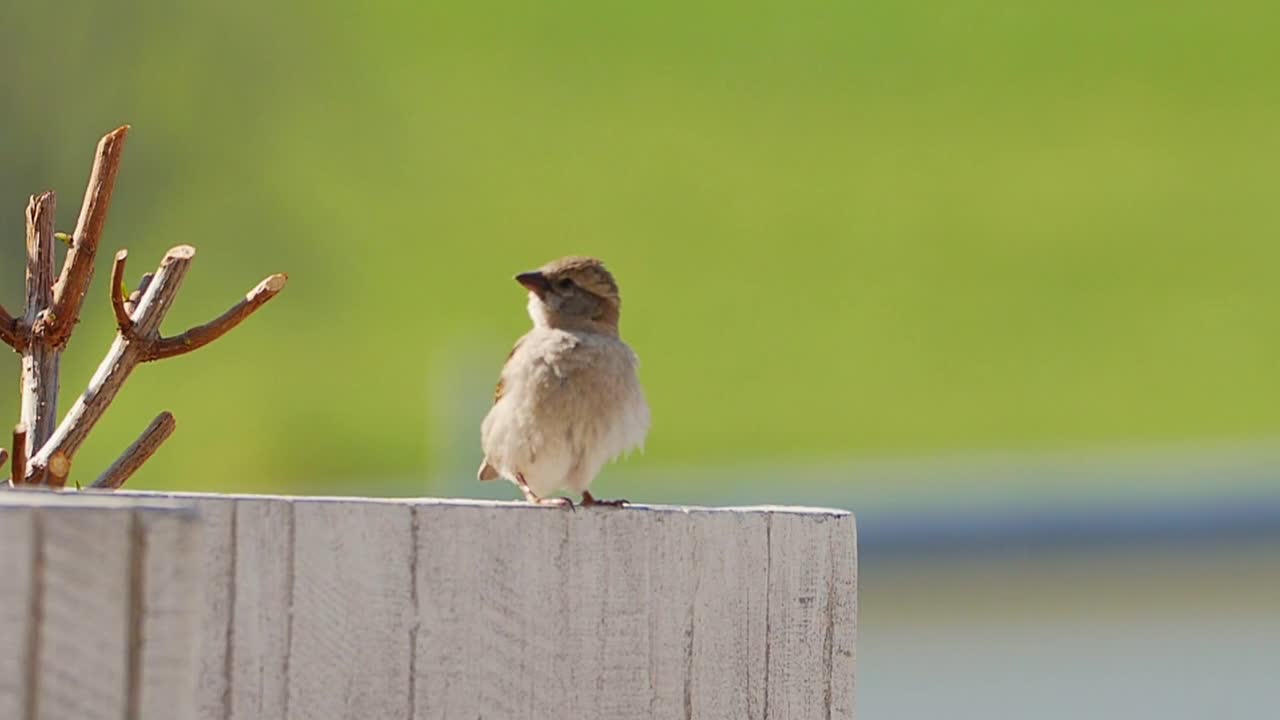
[555,278,574,291]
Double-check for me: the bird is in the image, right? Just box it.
[477,256,650,509]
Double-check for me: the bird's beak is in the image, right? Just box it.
[515,271,550,297]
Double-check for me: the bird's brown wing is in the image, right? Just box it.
[478,337,525,482]
[492,337,524,404]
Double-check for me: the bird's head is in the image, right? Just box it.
[516,256,621,333]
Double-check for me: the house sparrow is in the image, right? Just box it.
[477,256,650,508]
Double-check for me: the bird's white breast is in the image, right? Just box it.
[481,328,649,497]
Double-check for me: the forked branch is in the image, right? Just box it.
[146,273,287,360]
[27,246,194,484]
[27,244,286,485]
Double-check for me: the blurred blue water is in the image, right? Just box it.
[863,604,1280,719]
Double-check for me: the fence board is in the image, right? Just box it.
[37,491,860,717]
[38,501,132,720]
[192,499,234,720]
[135,507,205,720]
[0,492,201,720]
[286,499,415,720]
[0,505,35,719]
[230,499,294,720]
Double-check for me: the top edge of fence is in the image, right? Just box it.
[112,489,854,518]
[0,487,197,513]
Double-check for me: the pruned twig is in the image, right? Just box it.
[111,249,132,331]
[123,272,153,317]
[11,425,27,486]
[21,192,60,451]
[27,246,194,482]
[93,412,176,490]
[146,273,288,360]
[46,125,129,348]
[27,242,284,485]
[48,451,71,488]
[0,308,20,351]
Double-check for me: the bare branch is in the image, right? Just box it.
[28,245,195,481]
[123,272,153,317]
[48,451,71,488]
[11,425,27,486]
[147,273,287,361]
[25,192,57,313]
[5,126,287,488]
[0,307,20,351]
[92,412,176,490]
[110,249,132,331]
[47,125,129,347]
[21,192,60,452]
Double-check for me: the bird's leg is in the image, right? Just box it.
[516,473,575,510]
[515,473,539,503]
[581,490,627,508]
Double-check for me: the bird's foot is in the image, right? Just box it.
[535,495,575,510]
[516,475,575,510]
[581,491,627,508]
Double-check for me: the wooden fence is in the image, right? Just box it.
[0,491,857,719]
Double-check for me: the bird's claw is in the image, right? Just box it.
[581,491,627,508]
[535,496,576,511]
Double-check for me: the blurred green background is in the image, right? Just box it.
[3,2,1279,718]
[1,0,1275,497]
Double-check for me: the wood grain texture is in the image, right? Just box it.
[36,503,132,719]
[688,510,770,720]
[0,506,35,719]
[411,503,500,719]
[286,499,414,720]
[828,517,858,720]
[765,512,855,720]
[191,499,234,720]
[133,507,204,720]
[407,502,839,720]
[0,494,203,720]
[230,499,294,720]
[643,509,699,720]
[115,493,857,720]
[560,507,654,719]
